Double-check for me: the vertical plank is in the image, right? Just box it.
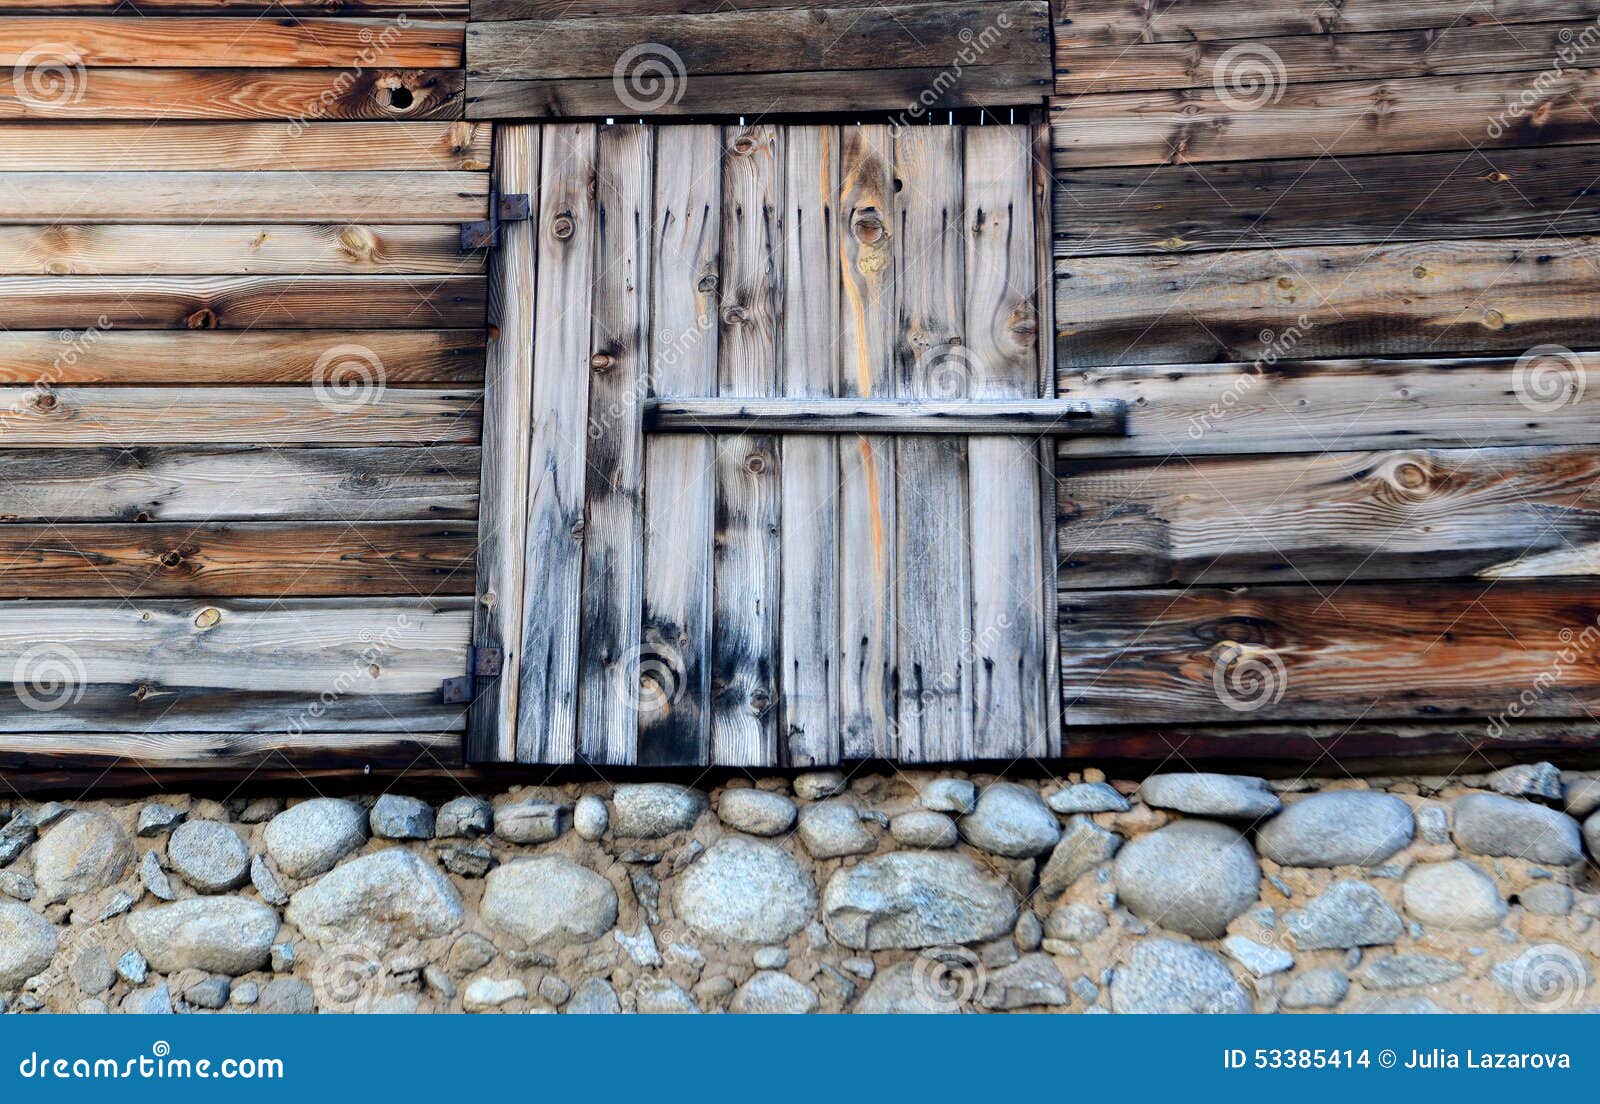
[1032,117,1063,758]
[514,122,597,764]
[639,124,720,767]
[712,123,782,767]
[578,123,651,766]
[963,124,1047,758]
[894,125,973,763]
[468,122,539,764]
[779,124,840,766]
[836,123,899,759]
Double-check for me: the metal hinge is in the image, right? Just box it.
[459,191,531,252]
[441,645,504,704]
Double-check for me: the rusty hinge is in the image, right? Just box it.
[460,191,531,252]
[441,645,504,705]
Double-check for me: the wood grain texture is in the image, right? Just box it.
[1056,236,1600,367]
[1053,144,1600,255]
[0,1,465,11]
[645,397,1123,434]
[1060,581,1600,725]
[0,121,490,171]
[1031,118,1063,760]
[0,67,464,121]
[0,275,485,328]
[0,330,483,385]
[1059,445,1600,587]
[475,0,989,19]
[0,731,462,771]
[0,521,473,597]
[0,16,463,67]
[638,123,719,768]
[0,597,469,733]
[0,445,479,522]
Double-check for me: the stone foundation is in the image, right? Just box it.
[1,764,1598,1014]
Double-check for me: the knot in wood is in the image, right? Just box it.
[551,213,575,240]
[696,272,719,293]
[750,688,772,713]
[31,389,57,412]
[194,607,221,630]
[743,452,769,475]
[159,550,184,569]
[730,134,759,156]
[852,208,886,245]
[723,305,749,326]
[185,307,219,330]
[590,352,616,373]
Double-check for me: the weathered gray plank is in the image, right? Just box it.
[644,397,1124,434]
[1031,120,1063,760]
[0,731,462,771]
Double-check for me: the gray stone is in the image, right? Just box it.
[853,961,955,1014]
[1401,860,1506,930]
[615,924,662,968]
[1580,810,1600,864]
[250,855,288,906]
[794,771,848,802]
[230,980,259,1007]
[797,801,876,859]
[271,942,294,972]
[920,778,977,814]
[97,890,136,922]
[566,977,620,1014]
[116,950,147,984]
[1284,881,1403,950]
[67,943,113,995]
[1491,943,1593,1010]
[1140,773,1280,819]
[1072,976,1100,1004]
[573,795,609,840]
[493,800,566,844]
[890,811,958,849]
[675,838,817,945]
[731,971,819,1014]
[0,869,34,901]
[167,820,249,894]
[184,977,230,1010]
[634,978,700,1013]
[287,849,463,950]
[1014,910,1043,951]
[1046,782,1129,815]
[1111,939,1252,1014]
[33,803,70,829]
[753,945,788,969]
[32,811,133,901]
[1357,953,1466,990]
[463,976,525,1012]
[436,796,492,839]
[1349,993,1448,1014]
[958,782,1060,858]
[263,799,367,879]
[611,784,707,838]
[1256,792,1415,868]
[126,897,280,976]
[258,978,314,1014]
[1221,935,1293,977]
[1562,776,1600,819]
[0,811,34,865]
[1452,793,1582,866]
[0,900,55,988]
[1280,968,1350,1010]
[139,851,174,901]
[822,851,1016,950]
[979,954,1070,1010]
[1418,805,1451,845]
[717,789,797,836]
[1045,903,1108,942]
[446,932,495,975]
[482,855,618,951]
[1520,882,1574,916]
[77,999,108,1014]
[437,844,492,879]
[1488,762,1563,801]
[1040,816,1122,897]
[236,798,283,825]
[122,984,172,1015]
[370,795,435,840]
[1114,820,1260,939]
[136,804,185,837]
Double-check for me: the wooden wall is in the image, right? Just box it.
[0,3,485,772]
[1051,0,1600,755]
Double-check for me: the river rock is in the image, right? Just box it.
[126,897,280,976]
[370,795,435,840]
[1358,953,1466,990]
[1114,820,1259,939]
[573,795,609,840]
[287,849,463,950]
[1046,782,1129,814]
[566,977,620,1014]
[1284,880,1402,950]
[634,979,700,1013]
[1221,935,1293,977]
[1400,860,1507,930]
[674,838,816,944]
[68,943,113,995]
[1452,793,1582,865]
[1491,943,1593,1009]
[0,900,56,988]
[167,820,250,893]
[263,799,367,879]
[794,772,848,801]
[611,784,707,837]
[822,851,1016,949]
[481,856,618,951]
[1140,773,1280,819]
[1040,816,1122,896]
[717,789,797,836]
[1111,939,1252,1014]
[958,783,1060,857]
[731,971,818,1014]
[979,954,1070,1010]
[1045,903,1108,942]
[250,855,288,906]
[890,811,958,849]
[853,961,955,1014]
[1256,792,1414,867]
[797,801,876,859]
[136,804,185,837]
[493,800,565,844]
[436,797,492,839]
[1521,882,1574,916]
[463,976,525,1012]
[32,811,133,902]
[921,779,977,814]
[1487,762,1563,801]
[1280,968,1349,1010]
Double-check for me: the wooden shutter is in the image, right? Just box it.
[469,120,1122,766]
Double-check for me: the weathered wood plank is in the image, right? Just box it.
[0,1,464,11]
[0,598,468,733]
[475,0,921,18]
[1058,353,1600,459]
[0,731,462,772]
[1054,144,1600,255]
[0,173,487,225]
[0,121,490,171]
[1056,236,1600,368]
[468,123,538,765]
[1060,581,1600,724]
[578,123,650,767]
[0,330,483,385]
[836,123,898,760]
[895,125,973,764]
[0,521,473,598]
[645,397,1124,434]
[0,275,485,329]
[0,68,463,121]
[638,123,719,768]
[0,387,479,446]
[1031,118,1063,760]
[513,123,595,765]
[0,445,479,522]
[712,124,781,768]
[1053,70,1600,168]
[779,124,839,767]
[964,124,1047,759]
[0,17,463,67]
[1060,445,1600,588]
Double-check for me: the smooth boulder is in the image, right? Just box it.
[822,851,1016,949]
[674,838,816,944]
[1256,792,1414,867]
[481,856,618,951]
[1114,820,1259,939]
[126,897,280,976]
[287,849,463,949]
